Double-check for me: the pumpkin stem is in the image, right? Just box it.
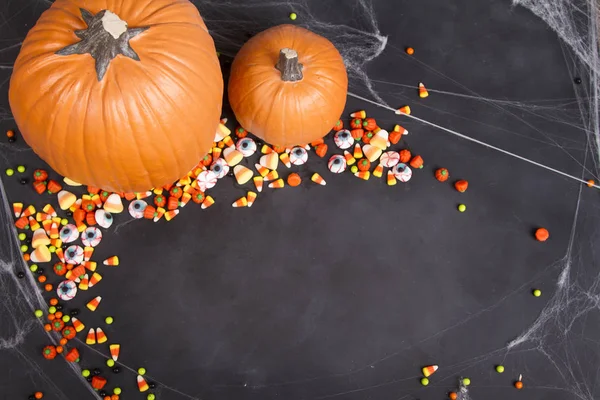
[56,8,149,81]
[276,48,303,82]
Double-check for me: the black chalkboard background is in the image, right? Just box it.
[1,1,599,400]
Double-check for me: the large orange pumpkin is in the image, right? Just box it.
[9,0,223,192]
[228,25,348,147]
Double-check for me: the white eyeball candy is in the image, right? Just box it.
[236,138,257,157]
[95,209,113,229]
[328,155,347,173]
[81,227,102,247]
[128,200,147,219]
[334,129,354,149]
[289,147,308,166]
[57,280,77,301]
[59,224,79,243]
[392,163,412,182]
[64,245,84,265]
[210,158,230,179]
[379,151,400,168]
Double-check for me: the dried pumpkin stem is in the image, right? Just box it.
[56,9,149,81]
[276,48,303,82]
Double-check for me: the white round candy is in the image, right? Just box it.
[128,200,147,219]
[64,245,84,265]
[59,224,79,243]
[81,227,102,247]
[57,280,77,301]
[289,147,308,166]
[380,151,400,168]
[392,163,412,182]
[334,129,354,149]
[328,155,347,173]
[210,158,230,179]
[236,138,257,157]
[196,170,218,192]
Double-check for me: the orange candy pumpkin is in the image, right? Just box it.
[9,0,223,192]
[228,24,348,147]
[435,168,449,182]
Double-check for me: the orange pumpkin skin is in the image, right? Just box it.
[228,24,348,147]
[9,0,223,192]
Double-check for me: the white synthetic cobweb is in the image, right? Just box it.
[0,0,600,399]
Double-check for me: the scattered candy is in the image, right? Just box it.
[535,228,549,242]
[435,168,449,182]
[211,158,230,179]
[260,153,279,170]
[232,196,248,208]
[138,367,147,375]
[462,378,471,386]
[406,47,414,55]
[420,377,429,386]
[81,227,102,247]
[328,155,347,173]
[380,151,400,168]
[110,344,120,361]
[64,245,84,264]
[253,176,264,192]
[223,146,243,166]
[354,170,370,180]
[289,12,297,20]
[86,296,102,311]
[350,110,366,119]
[31,245,51,263]
[515,374,523,389]
[533,289,542,297]
[449,392,458,400]
[396,105,411,115]
[96,327,108,343]
[201,196,215,210]
[5,168,14,176]
[287,173,302,187]
[334,129,354,149]
[234,165,253,185]
[247,191,257,207]
[57,280,77,301]
[269,178,285,189]
[34,309,43,318]
[103,256,119,266]
[392,163,412,182]
[363,144,382,162]
[386,170,397,186]
[86,328,96,345]
[196,170,218,192]
[458,204,466,212]
[289,147,308,165]
[496,365,505,373]
[103,193,124,214]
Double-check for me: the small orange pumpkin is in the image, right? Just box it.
[454,180,468,192]
[228,24,348,147]
[9,0,223,192]
[435,168,449,182]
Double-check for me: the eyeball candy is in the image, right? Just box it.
[328,155,347,173]
[64,245,84,264]
[95,209,113,229]
[81,227,102,247]
[392,163,412,182]
[236,138,257,157]
[59,224,79,243]
[128,200,147,219]
[334,129,354,149]
[57,280,77,301]
[210,158,230,179]
[289,147,308,166]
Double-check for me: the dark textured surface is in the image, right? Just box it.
[0,1,597,400]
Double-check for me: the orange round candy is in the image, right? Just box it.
[287,173,302,187]
[587,179,595,187]
[515,381,523,389]
[44,324,52,332]
[59,338,68,346]
[406,47,415,55]
[6,130,14,138]
[448,393,457,400]
[37,275,46,283]
[535,228,549,242]
[44,284,53,292]
[56,346,63,354]
[23,254,30,261]
[34,392,43,399]
[49,298,58,306]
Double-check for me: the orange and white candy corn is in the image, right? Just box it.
[353,143,363,159]
[85,328,96,345]
[32,229,51,249]
[387,170,397,186]
[110,344,120,361]
[71,317,85,332]
[86,296,102,312]
[57,191,77,210]
[396,105,411,115]
[89,272,102,288]
[370,129,389,150]
[43,204,57,217]
[344,150,356,165]
[418,82,429,98]
[247,191,257,207]
[394,124,408,135]
[103,193,123,214]
[164,209,179,221]
[137,375,150,392]
[253,176,264,192]
[263,170,279,182]
[254,163,269,177]
[311,173,326,186]
[201,196,215,210]
[30,245,51,263]
[279,152,291,168]
[260,153,279,170]
[96,327,107,344]
[350,110,366,119]
[13,202,23,218]
[103,256,119,266]
[422,365,438,377]
[233,165,253,185]
[268,178,285,189]
[223,146,243,166]
[232,196,248,208]
[215,123,231,142]
[355,171,370,181]
[373,164,384,178]
[363,144,382,162]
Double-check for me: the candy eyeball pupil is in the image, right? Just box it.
[106,214,112,220]
[87,232,94,238]
[334,159,340,164]
[242,142,248,148]
[295,149,302,156]
[63,229,70,234]
[68,251,75,257]
[134,203,140,209]
[214,166,221,173]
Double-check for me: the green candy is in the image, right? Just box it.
[34,309,43,318]
[138,367,146,375]
[48,306,57,314]
[463,377,471,386]
[533,289,542,297]
[5,168,14,176]
[105,316,114,325]
[113,388,122,395]
[289,12,297,20]
[82,369,91,377]
[18,233,26,241]
[496,365,505,373]
[29,264,38,272]
[17,165,26,173]
[420,377,429,386]
[62,315,70,323]
[458,204,467,212]
[147,394,156,400]
[106,359,115,367]
[20,245,28,252]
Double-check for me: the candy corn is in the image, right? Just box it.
[373,164,384,178]
[223,146,243,166]
[89,272,102,288]
[86,296,102,312]
[42,204,57,217]
[350,110,367,119]
[232,196,248,208]
[153,207,165,222]
[263,170,279,182]
[260,153,279,170]
[396,105,411,115]
[164,209,179,221]
[254,163,269,177]
[253,176,264,192]
[83,246,93,261]
[344,151,356,165]
[268,178,285,189]
[96,327,107,344]
[387,170,397,186]
[13,202,23,218]
[311,173,326,186]
[234,165,253,185]
[85,328,96,345]
[22,205,36,218]
[353,143,363,159]
[71,317,85,332]
[261,144,273,154]
[363,144,383,162]
[32,229,51,249]
[422,365,438,377]
[201,196,215,210]
[418,82,429,98]
[211,146,222,159]
[103,193,123,214]
[355,171,370,180]
[137,375,150,392]
[110,344,120,361]
[247,191,257,207]
[30,245,51,263]
[279,152,291,168]
[103,256,119,266]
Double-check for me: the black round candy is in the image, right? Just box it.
[36,268,44,275]
[8,137,15,143]
[574,77,582,84]
[86,377,92,382]
[92,368,101,376]
[25,238,32,244]
[19,178,28,185]
[227,170,235,177]
[29,395,36,400]
[66,211,73,217]
[149,382,156,389]
[55,304,63,311]
[98,391,106,397]
[112,367,120,374]
[16,271,25,278]
[70,309,79,316]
